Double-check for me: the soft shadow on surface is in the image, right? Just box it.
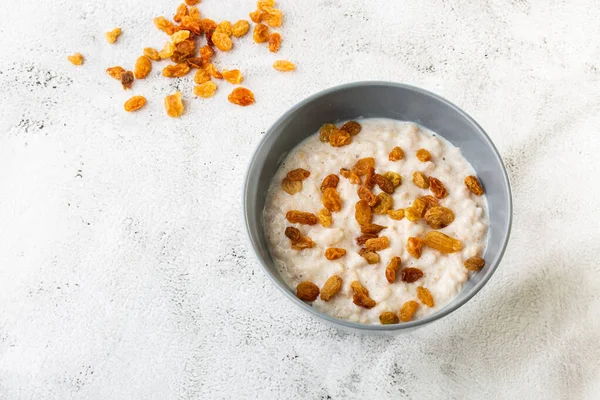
[422,254,599,398]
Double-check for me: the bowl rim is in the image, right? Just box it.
[243,81,513,331]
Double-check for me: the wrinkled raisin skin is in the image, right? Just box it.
[296,281,319,301]
[401,268,423,283]
[120,71,134,90]
[285,210,318,225]
[282,177,303,196]
[228,87,255,106]
[340,121,362,136]
[320,174,339,191]
[465,175,484,196]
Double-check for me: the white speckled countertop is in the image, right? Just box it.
[1,0,599,398]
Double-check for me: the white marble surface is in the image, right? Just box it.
[1,0,599,398]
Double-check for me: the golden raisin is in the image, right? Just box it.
[67,53,84,65]
[406,237,423,259]
[106,66,125,80]
[206,63,223,79]
[340,121,362,136]
[464,256,485,271]
[351,281,376,308]
[261,6,283,27]
[359,249,380,265]
[159,42,176,59]
[284,226,301,241]
[365,236,389,251]
[188,6,200,19]
[329,130,351,147]
[171,30,191,44]
[222,69,243,84]
[296,281,319,301]
[387,209,405,220]
[356,233,377,246]
[319,123,337,143]
[164,92,184,117]
[134,56,152,79]
[143,47,161,61]
[385,256,401,284]
[268,32,281,52]
[199,18,217,32]
[399,301,418,322]
[364,167,375,189]
[340,168,361,184]
[423,231,463,253]
[193,81,217,98]
[318,208,332,227]
[200,45,215,62]
[355,200,373,226]
[465,175,484,196]
[420,195,439,211]
[253,23,270,43]
[287,168,310,181]
[154,17,175,34]
[401,268,423,283]
[291,236,315,250]
[320,174,339,191]
[273,60,296,72]
[405,198,427,222]
[373,174,394,194]
[281,178,302,195]
[181,16,201,34]
[123,96,146,112]
[417,286,434,307]
[424,206,455,229]
[120,71,134,90]
[232,20,250,37]
[228,87,255,106]
[216,21,233,36]
[105,27,121,44]
[322,188,342,212]
[257,0,276,9]
[212,32,233,51]
[320,275,342,301]
[429,177,448,199]
[286,210,318,225]
[352,157,375,176]
[382,171,402,187]
[324,248,346,260]
[380,312,399,325]
[373,193,393,215]
[162,63,190,78]
[174,3,189,23]
[185,0,200,5]
[249,10,262,23]
[357,186,377,206]
[187,57,206,69]
[412,171,429,189]
[360,223,386,234]
[193,68,211,84]
[172,39,196,63]
[389,146,404,161]
[416,149,432,162]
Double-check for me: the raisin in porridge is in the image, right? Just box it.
[263,118,488,325]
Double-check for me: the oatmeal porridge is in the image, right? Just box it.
[263,118,488,324]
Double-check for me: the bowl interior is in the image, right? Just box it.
[245,82,512,331]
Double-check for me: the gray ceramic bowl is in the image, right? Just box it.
[244,82,512,333]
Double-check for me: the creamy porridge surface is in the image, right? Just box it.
[263,118,489,324]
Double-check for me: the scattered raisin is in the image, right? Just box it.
[320,174,339,191]
[417,286,435,307]
[228,87,255,106]
[318,208,332,227]
[268,33,281,52]
[351,281,376,308]
[143,47,161,61]
[320,275,342,301]
[134,56,152,79]
[319,123,337,143]
[193,81,217,98]
[105,27,122,44]
[399,301,419,322]
[364,167,375,189]
[412,171,429,189]
[423,231,463,253]
[284,227,302,241]
[232,20,250,37]
[249,10,262,23]
[387,209,405,220]
[356,233,377,246]
[286,168,310,181]
[382,171,402,187]
[352,157,374,176]
[273,60,296,72]
[174,3,189,23]
[253,23,270,43]
[357,186,377,206]
[365,236,389,251]
[120,71,134,90]
[123,96,146,112]
[360,223,386,234]
[355,200,373,225]
[420,195,439,211]
[106,66,125,80]
[194,68,211,84]
[171,29,191,44]
[67,53,84,65]
[340,168,361,184]
[373,193,393,215]
[291,236,315,250]
[379,312,400,325]
[358,249,380,264]
[212,32,233,51]
[216,20,233,36]
[373,174,394,194]
[261,6,283,27]
[385,256,401,284]
[222,69,243,84]
[162,63,191,78]
[424,206,455,229]
[164,92,184,117]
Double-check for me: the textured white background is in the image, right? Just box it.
[1,0,599,399]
